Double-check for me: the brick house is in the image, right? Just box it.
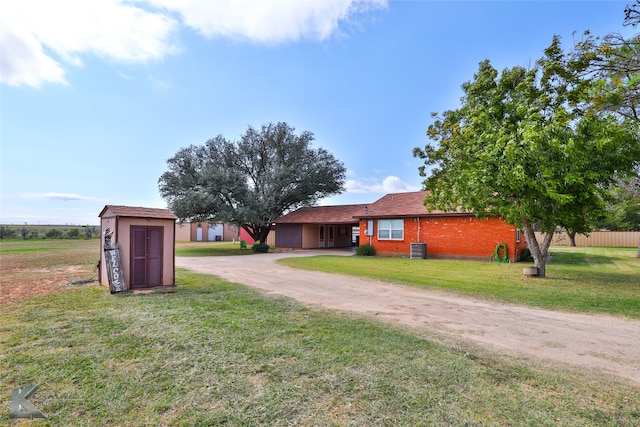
[357,191,527,261]
[275,191,527,261]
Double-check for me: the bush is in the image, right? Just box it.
[0,226,17,239]
[66,229,81,239]
[356,244,376,256]
[252,243,270,253]
[519,247,533,262]
[45,229,63,239]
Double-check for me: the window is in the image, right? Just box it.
[378,219,404,240]
[516,228,521,243]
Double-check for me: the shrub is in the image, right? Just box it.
[45,229,63,239]
[519,247,533,262]
[66,229,81,239]
[356,244,376,256]
[252,243,270,253]
[0,226,17,239]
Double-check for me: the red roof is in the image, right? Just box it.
[275,204,366,224]
[357,191,471,218]
[99,205,177,220]
[275,191,473,224]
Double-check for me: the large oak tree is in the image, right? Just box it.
[413,37,640,277]
[159,122,346,243]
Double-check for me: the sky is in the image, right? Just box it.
[0,0,636,225]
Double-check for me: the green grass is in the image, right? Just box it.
[278,247,640,319]
[175,241,255,257]
[0,239,91,254]
[0,239,99,273]
[2,270,639,426]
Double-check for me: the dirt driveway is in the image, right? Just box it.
[176,251,640,385]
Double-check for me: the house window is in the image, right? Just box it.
[378,219,404,240]
[516,229,521,243]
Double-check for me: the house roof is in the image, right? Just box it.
[357,191,471,219]
[274,204,366,224]
[274,192,472,224]
[99,205,178,220]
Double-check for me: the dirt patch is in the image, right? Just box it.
[176,251,640,386]
[0,263,98,305]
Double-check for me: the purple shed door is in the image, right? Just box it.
[131,226,163,288]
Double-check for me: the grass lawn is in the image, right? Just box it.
[279,247,640,319]
[1,241,639,425]
[175,241,255,257]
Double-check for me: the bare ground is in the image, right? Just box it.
[176,250,640,386]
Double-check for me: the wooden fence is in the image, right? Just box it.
[534,231,640,247]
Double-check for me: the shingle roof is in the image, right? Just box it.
[274,192,472,224]
[275,204,366,224]
[99,205,178,220]
[357,191,470,218]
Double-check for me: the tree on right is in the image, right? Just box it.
[413,36,640,277]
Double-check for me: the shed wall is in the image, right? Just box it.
[100,216,175,287]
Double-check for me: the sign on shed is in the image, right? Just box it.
[99,205,177,293]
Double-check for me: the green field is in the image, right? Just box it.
[1,241,639,425]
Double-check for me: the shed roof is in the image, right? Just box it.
[357,191,471,219]
[99,205,178,220]
[275,204,366,224]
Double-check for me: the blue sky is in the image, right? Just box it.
[0,1,634,225]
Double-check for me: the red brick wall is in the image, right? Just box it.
[359,216,528,261]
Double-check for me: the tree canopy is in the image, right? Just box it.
[625,0,640,27]
[568,6,640,234]
[159,122,346,243]
[413,36,640,277]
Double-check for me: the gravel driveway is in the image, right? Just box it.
[176,250,640,385]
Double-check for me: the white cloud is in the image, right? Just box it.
[19,192,104,202]
[0,19,66,87]
[149,0,387,44]
[1,0,386,87]
[345,175,419,194]
[0,0,178,87]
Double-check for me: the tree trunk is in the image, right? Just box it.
[258,226,271,245]
[521,218,555,278]
[568,231,577,247]
[637,238,640,259]
[242,224,272,244]
[242,224,260,243]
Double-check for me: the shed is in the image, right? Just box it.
[99,205,177,293]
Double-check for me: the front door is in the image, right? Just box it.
[328,225,335,248]
[131,226,163,288]
[318,225,325,247]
